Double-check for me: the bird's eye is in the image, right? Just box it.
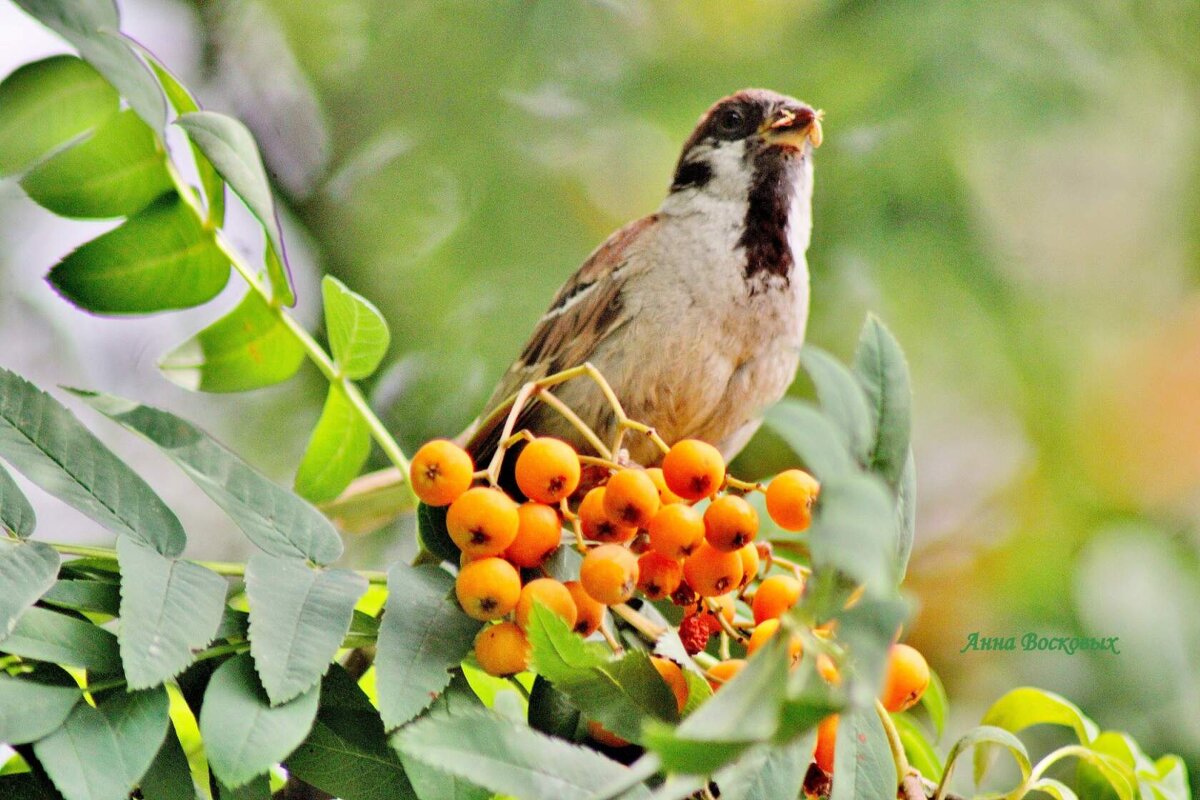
[715,108,746,136]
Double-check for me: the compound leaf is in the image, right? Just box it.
[0,665,82,745]
[0,462,36,537]
[0,539,60,637]
[294,384,371,504]
[2,606,121,674]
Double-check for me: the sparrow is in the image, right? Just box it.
[464,89,822,470]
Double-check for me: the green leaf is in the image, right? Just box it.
[244,554,366,705]
[527,675,583,741]
[643,635,792,774]
[41,579,121,617]
[417,502,458,563]
[322,276,390,380]
[920,666,947,740]
[1042,745,1134,800]
[284,665,416,800]
[21,109,171,219]
[47,194,229,314]
[713,735,815,800]
[820,595,908,710]
[175,111,293,305]
[853,314,912,488]
[33,686,170,800]
[978,687,1099,757]
[1030,778,1079,800]
[830,709,893,800]
[397,672,490,800]
[199,653,318,789]
[763,399,856,482]
[0,772,62,799]
[947,725,1031,793]
[0,539,60,637]
[394,709,652,800]
[139,723,197,800]
[76,390,342,564]
[159,291,305,393]
[896,447,917,578]
[0,463,37,537]
[799,346,875,465]
[527,604,676,744]
[0,367,185,557]
[808,474,898,592]
[891,713,942,782]
[0,666,82,745]
[0,55,118,177]
[3,606,121,675]
[117,537,227,689]
[375,563,479,730]
[294,384,371,503]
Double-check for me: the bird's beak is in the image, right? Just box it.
[763,108,824,150]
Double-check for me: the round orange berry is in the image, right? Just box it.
[504,502,562,568]
[565,580,605,637]
[879,643,930,712]
[636,551,683,600]
[661,439,725,501]
[647,504,706,560]
[410,440,474,507]
[646,467,684,505]
[745,619,803,662]
[474,622,530,677]
[751,574,803,624]
[515,578,578,631]
[651,656,688,713]
[737,543,760,589]
[683,542,743,597]
[765,469,820,532]
[705,659,746,690]
[447,487,520,557]
[813,714,838,773]
[703,494,758,552]
[579,487,637,544]
[579,544,639,605]
[603,469,661,528]
[514,438,581,504]
[455,557,521,621]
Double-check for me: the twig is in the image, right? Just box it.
[610,603,666,641]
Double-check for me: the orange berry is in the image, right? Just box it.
[817,653,841,685]
[603,469,661,528]
[683,542,743,597]
[647,504,706,560]
[455,557,521,621]
[515,578,578,631]
[646,467,684,505]
[813,714,838,773]
[751,574,803,624]
[579,544,639,605]
[636,551,683,600]
[651,656,688,713]
[737,543,760,589]
[410,440,474,507]
[745,619,803,662]
[447,487,520,557]
[565,580,605,637]
[474,622,530,677]
[765,469,820,532]
[586,720,629,748]
[514,438,581,504]
[504,502,562,567]
[579,487,637,544]
[661,439,725,501]
[879,643,930,712]
[705,659,746,690]
[703,494,758,552]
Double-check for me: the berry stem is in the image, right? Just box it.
[610,603,666,641]
[598,620,624,655]
[534,388,613,460]
[723,475,764,494]
[875,698,924,800]
[704,597,745,643]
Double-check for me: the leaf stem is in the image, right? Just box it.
[876,699,924,800]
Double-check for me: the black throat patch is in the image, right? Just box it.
[738,146,797,286]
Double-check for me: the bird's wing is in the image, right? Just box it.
[461,213,660,459]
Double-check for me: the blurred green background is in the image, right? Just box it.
[1,0,1198,793]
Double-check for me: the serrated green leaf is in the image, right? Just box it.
[397,672,491,800]
[0,666,82,745]
[76,390,342,564]
[891,712,942,782]
[527,604,676,744]
[394,709,651,800]
[920,666,947,740]
[294,384,371,503]
[376,563,479,729]
[712,735,815,800]
[159,290,305,393]
[946,724,1031,793]
[0,463,36,537]
[244,554,366,705]
[2,606,121,674]
[117,537,226,690]
[284,665,416,800]
[322,276,390,379]
[799,346,875,465]
[808,474,898,592]
[47,194,229,314]
[527,675,583,741]
[41,579,121,617]
[763,399,856,482]
[0,367,185,557]
[175,111,293,305]
[853,314,912,488]
[199,653,318,789]
[0,539,60,637]
[33,686,170,800]
[825,596,909,710]
[21,109,170,219]
[829,708,893,800]
[0,55,118,177]
[139,722,197,800]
